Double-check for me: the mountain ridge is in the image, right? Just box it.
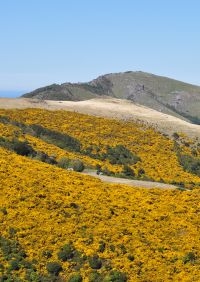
[21,71,200,124]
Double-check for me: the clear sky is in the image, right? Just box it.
[0,0,200,96]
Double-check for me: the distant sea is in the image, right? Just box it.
[0,90,25,98]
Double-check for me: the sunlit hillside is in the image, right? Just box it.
[0,109,200,281]
[0,147,200,281]
[0,108,200,188]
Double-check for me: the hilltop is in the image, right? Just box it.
[21,71,200,124]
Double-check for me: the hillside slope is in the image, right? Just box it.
[1,108,200,188]
[0,108,200,281]
[0,147,200,281]
[21,71,200,123]
[1,97,200,139]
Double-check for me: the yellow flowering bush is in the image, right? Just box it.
[0,146,199,281]
[0,108,200,185]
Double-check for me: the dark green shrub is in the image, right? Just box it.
[104,270,127,282]
[70,202,79,209]
[0,236,26,261]
[35,151,57,164]
[83,144,141,167]
[21,260,36,270]
[101,167,113,176]
[57,157,71,169]
[98,241,106,253]
[30,124,81,152]
[57,244,74,261]
[178,154,200,176]
[0,115,10,124]
[8,227,17,237]
[127,254,134,261]
[46,262,62,276]
[25,270,45,282]
[0,138,36,157]
[88,255,102,269]
[119,244,127,254]
[9,259,20,271]
[68,273,83,282]
[104,145,141,165]
[0,118,81,152]
[122,165,135,178]
[12,140,36,156]
[183,252,196,264]
[72,159,85,172]
[83,145,101,159]
[0,207,7,215]
[110,245,115,252]
[42,250,52,259]
[88,271,103,282]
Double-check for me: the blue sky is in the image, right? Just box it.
[0,0,200,97]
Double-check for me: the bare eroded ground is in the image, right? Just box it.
[1,97,200,139]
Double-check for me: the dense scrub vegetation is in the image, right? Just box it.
[0,109,200,280]
[84,144,141,166]
[0,108,200,188]
[0,147,199,281]
[0,109,200,282]
[0,137,37,157]
[177,154,200,177]
[0,115,81,152]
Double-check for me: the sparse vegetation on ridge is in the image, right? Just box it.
[21,71,200,124]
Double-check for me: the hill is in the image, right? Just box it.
[1,108,200,187]
[0,147,199,281]
[0,108,200,281]
[1,97,200,140]
[21,71,200,124]
[0,107,200,280]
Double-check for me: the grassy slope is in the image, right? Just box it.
[105,72,200,121]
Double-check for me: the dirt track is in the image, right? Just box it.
[83,171,178,189]
[0,97,200,138]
